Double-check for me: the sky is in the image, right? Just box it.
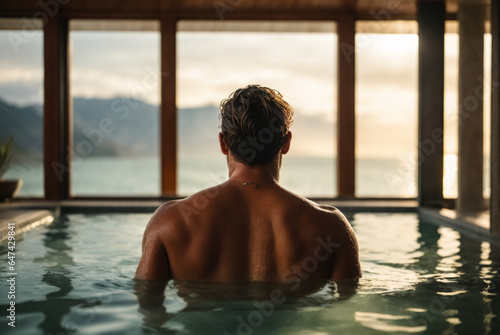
[0,23,491,161]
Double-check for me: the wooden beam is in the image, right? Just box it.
[417,1,445,207]
[57,9,345,20]
[457,2,486,211]
[337,13,356,198]
[44,15,70,200]
[491,0,500,238]
[0,7,433,21]
[160,16,177,196]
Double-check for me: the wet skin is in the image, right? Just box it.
[135,132,361,285]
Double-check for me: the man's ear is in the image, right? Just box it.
[219,132,229,155]
[281,132,292,155]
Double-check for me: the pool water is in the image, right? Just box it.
[1,212,499,334]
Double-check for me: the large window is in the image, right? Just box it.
[355,21,418,198]
[0,18,44,197]
[4,15,487,201]
[443,21,491,200]
[443,22,459,199]
[177,21,337,197]
[484,31,492,200]
[69,20,161,196]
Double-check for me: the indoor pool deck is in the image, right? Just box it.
[0,208,54,242]
[419,207,492,241]
[0,199,496,243]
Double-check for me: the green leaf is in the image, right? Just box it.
[0,135,14,179]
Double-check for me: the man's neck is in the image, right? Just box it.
[227,155,281,183]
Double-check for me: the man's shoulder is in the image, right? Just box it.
[144,199,194,245]
[316,204,345,218]
[147,200,182,229]
[303,201,351,229]
[152,185,222,224]
[298,198,341,216]
[278,191,349,226]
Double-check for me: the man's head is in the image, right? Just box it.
[219,85,294,166]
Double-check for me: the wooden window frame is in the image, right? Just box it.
[0,10,420,201]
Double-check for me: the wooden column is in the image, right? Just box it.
[161,17,177,196]
[491,0,500,237]
[337,13,355,198]
[44,16,70,200]
[417,1,445,207]
[457,1,486,211]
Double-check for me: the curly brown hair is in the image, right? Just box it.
[219,85,294,166]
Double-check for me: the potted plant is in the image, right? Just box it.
[0,135,23,201]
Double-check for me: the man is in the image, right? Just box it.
[135,85,361,286]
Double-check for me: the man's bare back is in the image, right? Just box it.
[135,180,361,283]
[135,85,361,285]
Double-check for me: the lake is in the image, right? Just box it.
[4,155,424,198]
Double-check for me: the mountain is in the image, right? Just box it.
[72,97,159,156]
[0,99,43,160]
[0,97,334,160]
[0,97,222,160]
[178,105,221,155]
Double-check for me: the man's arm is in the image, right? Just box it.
[135,212,171,281]
[328,210,362,282]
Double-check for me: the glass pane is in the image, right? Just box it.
[0,18,44,197]
[484,31,491,199]
[355,21,418,198]
[177,21,337,197]
[443,21,491,200]
[69,20,160,196]
[443,23,459,199]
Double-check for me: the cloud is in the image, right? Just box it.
[176,32,335,116]
[357,113,417,158]
[0,29,468,159]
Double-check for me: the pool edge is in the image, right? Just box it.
[419,207,499,244]
[0,209,55,243]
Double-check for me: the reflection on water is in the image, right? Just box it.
[355,311,427,333]
[0,213,499,334]
[135,280,354,335]
[9,216,88,335]
[400,219,500,335]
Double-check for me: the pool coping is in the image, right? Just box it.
[419,207,500,244]
[0,199,418,242]
[2,201,498,244]
[8,199,496,245]
[0,209,55,243]
[0,199,419,214]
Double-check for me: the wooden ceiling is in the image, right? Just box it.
[0,0,463,19]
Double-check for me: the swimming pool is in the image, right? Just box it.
[0,212,499,334]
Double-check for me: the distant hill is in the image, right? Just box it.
[0,99,43,160]
[0,97,334,161]
[72,97,160,156]
[0,97,222,160]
